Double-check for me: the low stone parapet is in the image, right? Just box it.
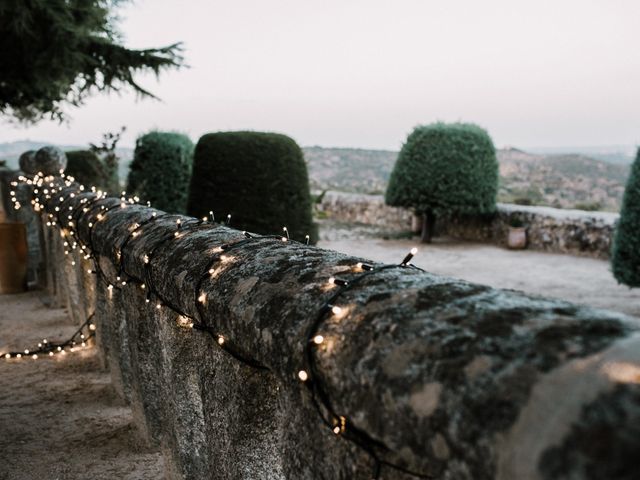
[317,191,619,259]
[29,176,638,480]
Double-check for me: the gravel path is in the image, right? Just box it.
[319,237,640,318]
[0,292,163,480]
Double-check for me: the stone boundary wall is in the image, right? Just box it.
[317,191,619,259]
[33,179,639,480]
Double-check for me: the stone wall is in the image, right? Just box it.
[317,191,619,259]
[32,176,640,480]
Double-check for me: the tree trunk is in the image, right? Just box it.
[421,211,436,243]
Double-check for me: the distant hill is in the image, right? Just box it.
[496,148,629,211]
[303,146,396,195]
[302,146,630,212]
[527,145,636,165]
[1,141,630,212]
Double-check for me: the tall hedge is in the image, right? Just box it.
[386,122,498,242]
[611,148,640,287]
[127,131,193,214]
[187,131,316,242]
[65,150,110,190]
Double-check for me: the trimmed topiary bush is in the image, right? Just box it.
[65,150,109,190]
[386,122,498,242]
[187,131,316,242]
[611,148,640,287]
[127,131,194,214]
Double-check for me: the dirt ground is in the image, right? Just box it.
[320,237,640,318]
[0,292,163,480]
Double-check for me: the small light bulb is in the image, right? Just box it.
[156,303,162,309]
[24,349,29,354]
[298,370,309,382]
[333,426,341,435]
[198,293,206,303]
[16,354,21,359]
[32,354,38,360]
[313,335,324,345]
[217,336,225,345]
[49,352,54,356]
[331,306,342,315]
[4,353,10,359]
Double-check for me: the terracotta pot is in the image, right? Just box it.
[507,226,527,249]
[0,222,28,293]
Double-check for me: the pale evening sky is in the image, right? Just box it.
[2,0,640,150]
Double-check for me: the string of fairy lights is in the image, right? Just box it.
[4,169,432,479]
[2,315,95,360]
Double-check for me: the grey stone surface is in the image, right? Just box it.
[35,180,640,480]
[34,146,67,175]
[18,150,37,174]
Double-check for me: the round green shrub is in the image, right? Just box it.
[187,131,316,242]
[127,131,194,214]
[65,150,109,190]
[611,148,640,287]
[385,122,498,242]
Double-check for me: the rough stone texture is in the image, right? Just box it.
[439,204,618,260]
[34,146,67,175]
[317,191,413,232]
[317,191,618,259]
[18,150,37,174]
[36,180,640,480]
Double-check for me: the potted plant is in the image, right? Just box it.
[507,216,527,249]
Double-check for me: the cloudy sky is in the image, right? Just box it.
[3,0,640,150]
